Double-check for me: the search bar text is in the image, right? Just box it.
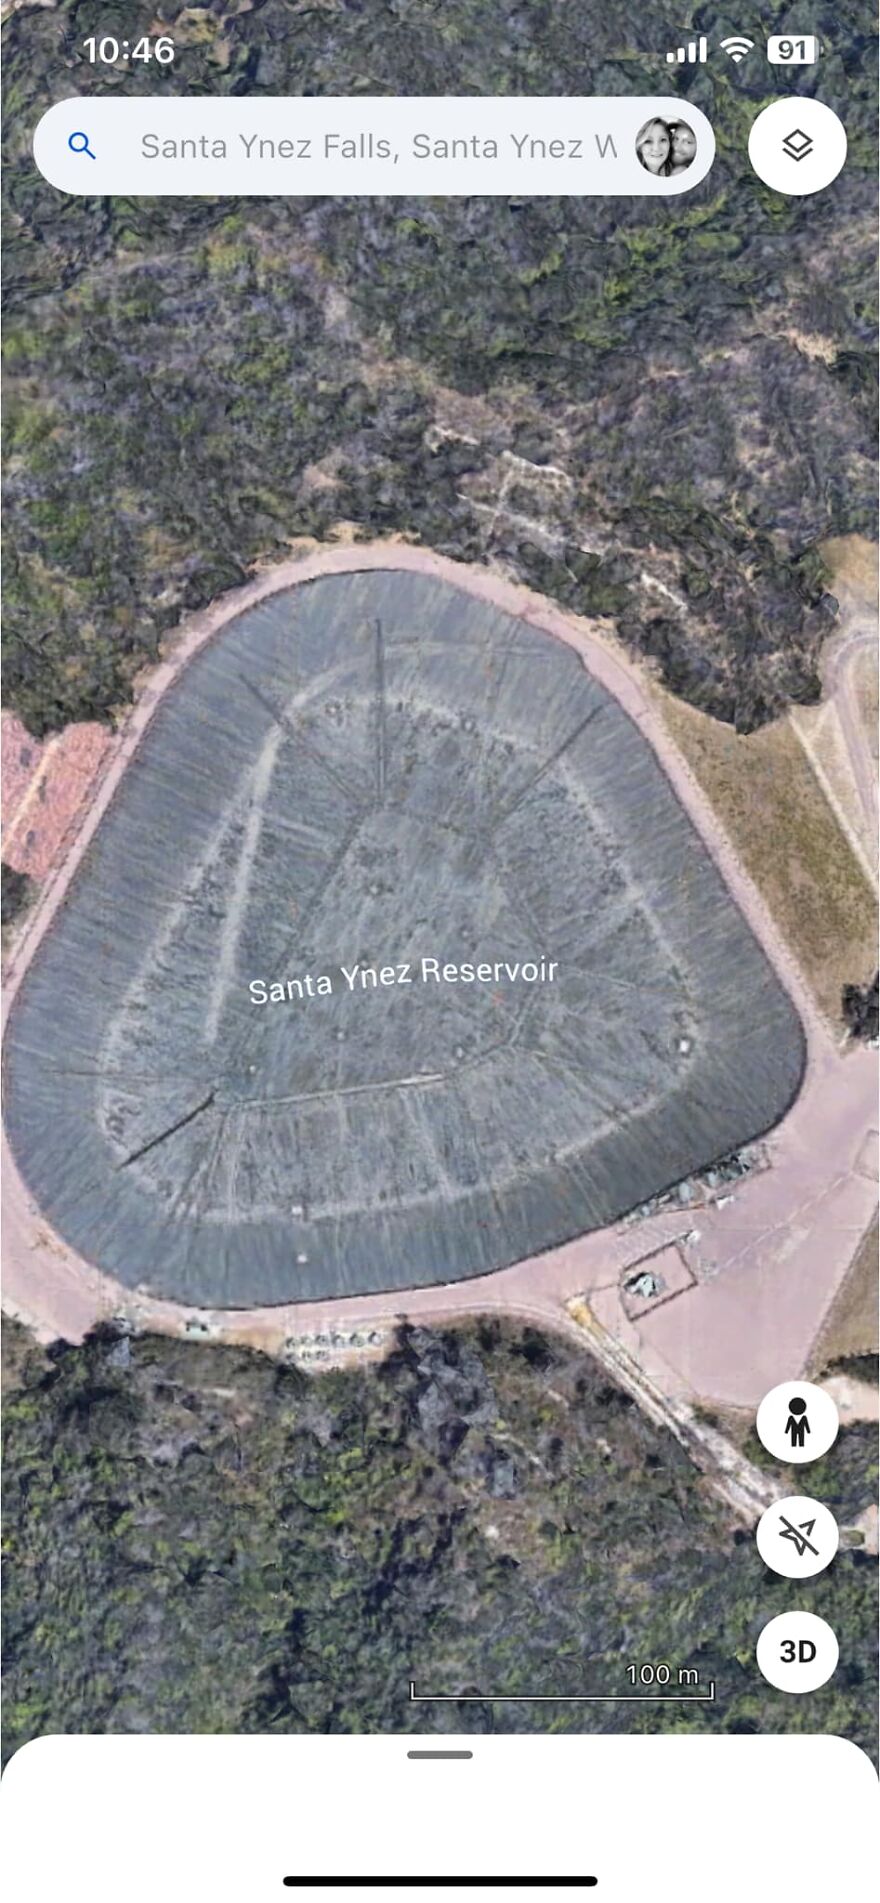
[34,97,715,196]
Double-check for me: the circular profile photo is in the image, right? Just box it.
[636,116,697,177]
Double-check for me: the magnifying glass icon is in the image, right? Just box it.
[68,131,97,160]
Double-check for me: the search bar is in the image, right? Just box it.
[34,97,715,196]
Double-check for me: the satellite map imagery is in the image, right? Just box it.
[1,2,878,1763]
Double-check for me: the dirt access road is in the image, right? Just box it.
[826,625,878,855]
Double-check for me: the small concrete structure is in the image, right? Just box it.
[622,1243,697,1320]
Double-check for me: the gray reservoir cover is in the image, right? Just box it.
[3,570,805,1306]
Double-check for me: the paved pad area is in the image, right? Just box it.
[3,568,805,1305]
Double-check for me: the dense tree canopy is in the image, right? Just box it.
[3,2,876,733]
[3,1319,877,1757]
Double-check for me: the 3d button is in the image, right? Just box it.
[756,1610,839,1693]
[748,97,847,196]
[755,1379,839,1463]
[756,1494,839,1579]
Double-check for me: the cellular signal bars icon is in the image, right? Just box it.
[666,35,708,63]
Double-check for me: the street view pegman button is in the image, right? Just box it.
[755,1379,839,1463]
[756,1610,839,1693]
[748,97,847,195]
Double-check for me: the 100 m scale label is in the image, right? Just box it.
[626,1662,700,1688]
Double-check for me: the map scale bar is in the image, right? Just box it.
[409,1680,717,1704]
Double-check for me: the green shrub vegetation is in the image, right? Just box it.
[3,1319,876,1754]
[2,1,877,734]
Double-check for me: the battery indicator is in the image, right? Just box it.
[767,34,820,64]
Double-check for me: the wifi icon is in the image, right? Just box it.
[719,35,755,62]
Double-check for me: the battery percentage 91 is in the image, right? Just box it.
[767,35,820,64]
